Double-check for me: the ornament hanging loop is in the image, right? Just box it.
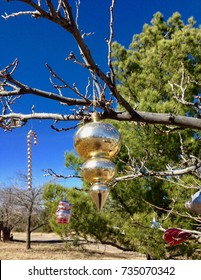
[91,111,100,122]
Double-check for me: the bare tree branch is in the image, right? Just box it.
[0,71,91,106]
[113,164,201,183]
[42,168,81,180]
[2,109,201,131]
[1,1,201,131]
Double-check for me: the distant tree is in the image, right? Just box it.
[0,183,45,249]
[0,187,18,242]
[17,187,44,249]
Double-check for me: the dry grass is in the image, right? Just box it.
[0,232,146,260]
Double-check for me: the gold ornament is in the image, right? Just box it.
[74,112,121,209]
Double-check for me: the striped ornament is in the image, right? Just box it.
[27,130,38,190]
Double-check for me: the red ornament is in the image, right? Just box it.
[56,200,72,224]
[163,228,192,246]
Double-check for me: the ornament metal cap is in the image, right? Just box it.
[90,182,109,210]
[91,112,100,122]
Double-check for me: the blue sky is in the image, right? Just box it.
[1,0,201,189]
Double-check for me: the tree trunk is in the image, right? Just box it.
[26,215,31,249]
[2,227,11,242]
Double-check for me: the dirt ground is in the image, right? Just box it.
[0,232,146,260]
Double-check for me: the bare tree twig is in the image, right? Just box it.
[42,168,82,180]
[113,164,201,183]
[108,0,116,84]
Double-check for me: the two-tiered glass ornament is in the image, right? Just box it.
[74,112,121,209]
